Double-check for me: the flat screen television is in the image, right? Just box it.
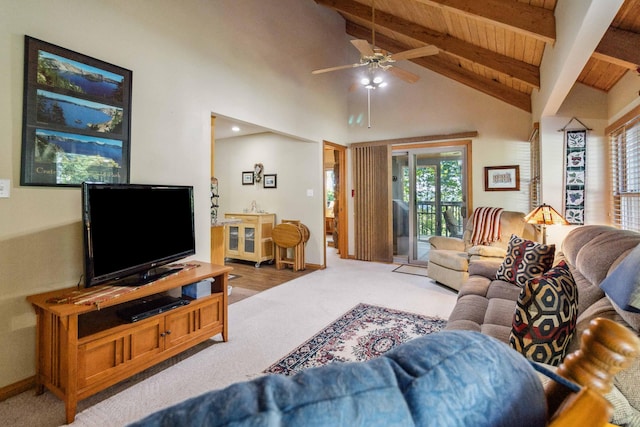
[82,183,196,288]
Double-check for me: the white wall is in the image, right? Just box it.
[608,71,640,122]
[346,61,534,212]
[0,0,348,388]
[539,83,611,246]
[215,133,324,265]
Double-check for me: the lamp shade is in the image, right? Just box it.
[524,204,570,226]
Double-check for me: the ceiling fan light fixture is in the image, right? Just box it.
[361,73,385,90]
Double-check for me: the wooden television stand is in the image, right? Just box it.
[26,261,231,423]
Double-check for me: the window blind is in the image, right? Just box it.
[609,112,640,232]
[529,124,541,211]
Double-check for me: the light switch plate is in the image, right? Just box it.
[0,179,10,198]
[306,189,314,197]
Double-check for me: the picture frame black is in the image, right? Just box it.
[484,165,520,191]
[263,174,277,189]
[20,36,132,187]
[242,171,254,185]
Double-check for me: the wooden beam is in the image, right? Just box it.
[413,0,555,44]
[351,132,478,147]
[347,23,532,112]
[593,26,640,70]
[316,0,540,89]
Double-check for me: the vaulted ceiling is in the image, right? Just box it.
[314,0,640,113]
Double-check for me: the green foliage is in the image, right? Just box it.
[402,160,462,203]
[326,190,335,202]
[56,153,121,184]
[400,159,463,237]
[37,57,84,93]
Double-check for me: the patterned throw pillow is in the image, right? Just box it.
[496,234,555,286]
[510,261,578,366]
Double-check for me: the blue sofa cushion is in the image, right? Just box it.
[129,331,546,427]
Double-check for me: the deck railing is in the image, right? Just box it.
[416,201,464,241]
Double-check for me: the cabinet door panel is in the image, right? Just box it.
[244,227,256,253]
[227,226,240,253]
[164,308,195,348]
[199,298,222,330]
[77,319,162,389]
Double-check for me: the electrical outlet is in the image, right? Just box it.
[0,179,10,198]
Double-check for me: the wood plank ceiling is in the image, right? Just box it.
[315,0,640,112]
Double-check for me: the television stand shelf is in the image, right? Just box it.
[26,261,231,424]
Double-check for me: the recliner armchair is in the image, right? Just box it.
[427,210,537,291]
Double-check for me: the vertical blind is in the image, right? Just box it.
[352,144,392,262]
[609,112,640,232]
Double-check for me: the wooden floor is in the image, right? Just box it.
[225,258,314,292]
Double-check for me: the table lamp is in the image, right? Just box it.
[524,204,569,245]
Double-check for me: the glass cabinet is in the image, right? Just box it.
[224,213,275,267]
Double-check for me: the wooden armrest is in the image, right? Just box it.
[546,318,640,427]
[549,388,610,427]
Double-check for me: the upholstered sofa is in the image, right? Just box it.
[445,225,640,426]
[427,210,537,291]
[129,331,550,427]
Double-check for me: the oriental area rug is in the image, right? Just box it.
[264,303,446,376]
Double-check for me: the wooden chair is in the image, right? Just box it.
[545,318,640,426]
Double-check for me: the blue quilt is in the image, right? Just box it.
[129,331,546,427]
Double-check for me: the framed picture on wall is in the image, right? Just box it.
[484,165,520,191]
[263,174,277,189]
[242,171,254,185]
[20,36,132,187]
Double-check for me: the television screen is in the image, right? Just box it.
[82,183,196,287]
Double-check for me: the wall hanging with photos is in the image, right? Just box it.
[20,36,132,187]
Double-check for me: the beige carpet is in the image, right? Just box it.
[1,251,457,426]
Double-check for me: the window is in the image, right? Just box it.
[608,106,640,232]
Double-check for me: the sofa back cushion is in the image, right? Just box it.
[462,210,537,251]
[560,225,640,315]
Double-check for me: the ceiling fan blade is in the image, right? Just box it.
[312,62,366,74]
[391,45,439,61]
[389,66,420,84]
[351,39,375,57]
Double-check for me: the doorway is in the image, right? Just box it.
[323,141,347,265]
[392,144,469,265]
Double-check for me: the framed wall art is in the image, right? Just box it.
[20,36,132,187]
[563,129,587,224]
[484,165,520,191]
[242,171,254,185]
[263,174,277,189]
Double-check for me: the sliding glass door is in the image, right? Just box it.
[392,146,468,265]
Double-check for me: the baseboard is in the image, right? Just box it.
[305,263,322,270]
[0,376,35,402]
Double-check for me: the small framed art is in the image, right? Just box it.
[484,165,520,191]
[263,174,277,189]
[242,171,254,185]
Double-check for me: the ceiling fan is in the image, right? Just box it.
[311,0,438,85]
